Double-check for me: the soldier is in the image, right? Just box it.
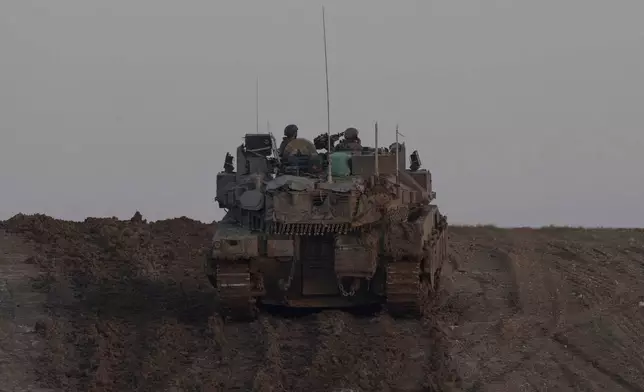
[338,127,362,151]
[278,124,299,156]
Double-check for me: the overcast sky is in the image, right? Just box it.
[1,0,643,227]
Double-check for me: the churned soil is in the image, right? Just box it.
[0,213,643,391]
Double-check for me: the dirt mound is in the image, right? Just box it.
[2,213,457,392]
[4,213,220,391]
[2,214,644,391]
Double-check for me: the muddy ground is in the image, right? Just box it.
[0,213,643,392]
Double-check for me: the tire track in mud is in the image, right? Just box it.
[372,314,434,391]
[548,245,619,310]
[470,246,564,387]
[448,232,568,389]
[251,313,320,392]
[467,240,523,321]
[469,234,641,389]
[537,231,644,391]
[553,334,644,392]
[554,308,644,392]
[180,314,266,391]
[294,311,404,391]
[454,230,644,391]
[162,314,237,391]
[220,320,266,391]
[277,316,321,390]
[299,310,378,391]
[553,344,641,392]
[290,309,452,392]
[251,315,286,392]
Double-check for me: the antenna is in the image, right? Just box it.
[322,6,332,183]
[395,124,404,185]
[255,77,259,134]
[374,122,379,176]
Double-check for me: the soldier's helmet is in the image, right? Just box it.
[344,127,359,141]
[284,124,299,138]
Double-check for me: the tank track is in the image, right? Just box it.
[215,263,258,321]
[385,218,448,318]
[385,260,430,318]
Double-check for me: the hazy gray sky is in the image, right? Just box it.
[2,0,643,227]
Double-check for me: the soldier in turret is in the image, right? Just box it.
[337,127,362,151]
[279,124,299,156]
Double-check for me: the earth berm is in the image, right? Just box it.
[1,213,643,391]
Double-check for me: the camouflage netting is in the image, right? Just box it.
[351,178,399,227]
[384,220,425,260]
[384,204,410,224]
[357,229,380,277]
[351,192,386,226]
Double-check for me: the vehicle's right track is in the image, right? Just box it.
[386,260,429,318]
[385,218,448,319]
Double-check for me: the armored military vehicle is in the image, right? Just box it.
[205,130,448,321]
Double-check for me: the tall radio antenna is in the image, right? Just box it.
[395,124,404,185]
[322,6,332,183]
[255,77,259,134]
[374,122,379,176]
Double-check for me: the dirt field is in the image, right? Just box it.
[0,213,643,392]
